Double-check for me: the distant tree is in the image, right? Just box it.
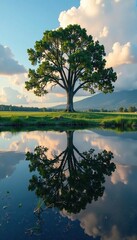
[128,106,136,112]
[119,107,124,112]
[9,105,12,111]
[101,108,108,112]
[124,108,128,112]
[25,24,117,112]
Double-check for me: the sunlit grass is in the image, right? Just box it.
[0,111,137,129]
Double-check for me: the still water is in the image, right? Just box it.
[0,129,137,240]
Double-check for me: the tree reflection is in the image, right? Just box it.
[26,131,116,214]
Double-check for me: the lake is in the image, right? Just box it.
[0,129,137,240]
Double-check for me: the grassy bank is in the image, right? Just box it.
[0,111,137,130]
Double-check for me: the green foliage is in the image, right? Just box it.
[25,24,117,111]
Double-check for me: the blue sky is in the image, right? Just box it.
[0,0,137,107]
[0,0,79,67]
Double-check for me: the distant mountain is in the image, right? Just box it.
[53,90,137,110]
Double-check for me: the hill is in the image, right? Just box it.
[54,90,137,110]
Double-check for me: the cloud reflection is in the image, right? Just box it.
[1,129,137,185]
[62,163,137,239]
[0,151,24,179]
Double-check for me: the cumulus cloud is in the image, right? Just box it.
[106,42,137,68]
[0,151,24,179]
[59,0,137,91]
[0,87,28,105]
[10,73,28,85]
[62,162,137,239]
[0,44,27,75]
[111,164,131,185]
[9,131,66,158]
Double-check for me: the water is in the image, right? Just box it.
[0,129,137,240]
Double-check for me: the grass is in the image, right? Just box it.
[0,111,137,130]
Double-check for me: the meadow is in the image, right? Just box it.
[0,111,137,130]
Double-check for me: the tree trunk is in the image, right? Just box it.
[66,131,74,150]
[66,90,75,112]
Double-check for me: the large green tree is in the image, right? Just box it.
[25,24,117,112]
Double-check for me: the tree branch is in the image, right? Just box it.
[73,80,90,95]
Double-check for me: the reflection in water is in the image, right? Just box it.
[0,151,24,179]
[26,131,116,214]
[1,129,137,239]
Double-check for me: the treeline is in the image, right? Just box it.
[0,104,137,113]
[118,106,137,112]
[88,106,137,113]
[0,105,47,112]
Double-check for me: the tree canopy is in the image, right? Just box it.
[25,24,117,112]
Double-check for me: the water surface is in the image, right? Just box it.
[0,129,137,239]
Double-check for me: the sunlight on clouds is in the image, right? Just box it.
[55,93,66,98]
[92,140,113,153]
[0,132,13,139]
[82,131,137,167]
[9,131,66,158]
[106,42,135,68]
[80,213,101,237]
[111,164,131,185]
[80,0,104,17]
[59,0,137,92]
[91,137,119,156]
[0,88,7,103]
[62,184,137,239]
[9,141,21,151]
[59,0,105,34]
[104,225,121,240]
[59,7,80,28]
[61,209,101,238]
[10,73,28,85]
[99,26,109,38]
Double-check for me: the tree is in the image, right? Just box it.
[26,131,116,214]
[128,106,136,112]
[119,107,124,112]
[25,24,117,112]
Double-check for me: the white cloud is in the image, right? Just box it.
[0,87,28,105]
[0,44,27,75]
[1,0,137,106]
[111,164,131,185]
[0,88,7,103]
[9,131,66,157]
[59,0,137,92]
[106,42,136,68]
[10,73,28,85]
[114,64,137,91]
[80,0,104,17]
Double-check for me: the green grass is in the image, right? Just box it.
[0,111,137,130]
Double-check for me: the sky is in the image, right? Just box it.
[0,0,137,108]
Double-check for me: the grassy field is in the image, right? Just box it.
[0,111,137,130]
